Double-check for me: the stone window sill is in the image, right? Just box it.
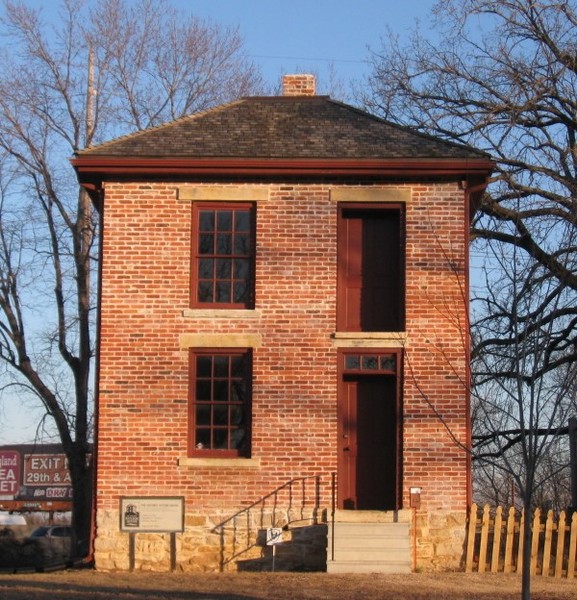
[177,457,261,468]
[331,331,407,347]
[183,309,262,319]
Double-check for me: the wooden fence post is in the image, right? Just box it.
[490,505,503,573]
[465,503,478,573]
[554,511,566,578]
[542,510,554,577]
[569,417,577,510]
[530,508,541,576]
[568,511,577,579]
[517,509,525,574]
[503,506,516,574]
[478,504,491,573]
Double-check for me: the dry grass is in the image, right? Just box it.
[0,571,575,600]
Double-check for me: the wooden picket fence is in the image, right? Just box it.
[465,503,577,578]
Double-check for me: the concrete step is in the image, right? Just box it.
[327,520,411,574]
[329,521,409,538]
[330,548,409,563]
[333,509,410,523]
[329,523,409,548]
[327,559,411,574]
[331,535,409,550]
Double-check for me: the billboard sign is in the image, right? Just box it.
[23,453,73,500]
[0,444,90,507]
[0,451,20,498]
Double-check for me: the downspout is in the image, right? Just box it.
[461,178,491,508]
[462,180,474,509]
[82,183,104,566]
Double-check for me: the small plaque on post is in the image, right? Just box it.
[120,496,184,533]
[266,527,283,546]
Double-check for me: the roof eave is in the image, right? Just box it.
[72,156,495,183]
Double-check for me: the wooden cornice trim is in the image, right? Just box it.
[71,156,495,181]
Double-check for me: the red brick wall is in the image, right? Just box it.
[403,183,470,511]
[96,181,469,517]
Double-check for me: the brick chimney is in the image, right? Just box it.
[282,74,316,96]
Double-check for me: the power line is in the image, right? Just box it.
[248,53,369,65]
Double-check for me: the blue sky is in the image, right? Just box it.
[0,0,438,444]
[33,0,438,93]
[167,0,437,92]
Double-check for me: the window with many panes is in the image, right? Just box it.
[188,349,252,457]
[191,203,255,308]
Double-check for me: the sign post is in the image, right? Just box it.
[569,417,577,511]
[266,527,283,572]
[120,497,184,571]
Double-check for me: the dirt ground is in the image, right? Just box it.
[0,570,574,600]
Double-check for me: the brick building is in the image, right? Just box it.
[72,75,493,572]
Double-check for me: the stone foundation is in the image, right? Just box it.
[94,507,467,573]
[413,509,468,572]
[94,508,327,572]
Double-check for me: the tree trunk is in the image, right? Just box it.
[521,507,532,600]
[68,450,93,557]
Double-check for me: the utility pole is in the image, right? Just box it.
[570,417,577,512]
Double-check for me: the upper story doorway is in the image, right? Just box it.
[337,203,405,332]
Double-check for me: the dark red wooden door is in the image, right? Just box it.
[338,375,398,510]
[337,206,403,332]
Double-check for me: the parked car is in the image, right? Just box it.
[29,525,76,561]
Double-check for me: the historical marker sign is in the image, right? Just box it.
[120,497,184,533]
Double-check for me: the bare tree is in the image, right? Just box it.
[364,0,577,361]
[0,0,263,549]
[470,236,577,596]
[365,2,577,596]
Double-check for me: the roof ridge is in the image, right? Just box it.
[239,94,332,100]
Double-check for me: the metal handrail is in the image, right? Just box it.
[212,474,323,571]
[331,472,336,561]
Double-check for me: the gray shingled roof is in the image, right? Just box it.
[76,96,487,160]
